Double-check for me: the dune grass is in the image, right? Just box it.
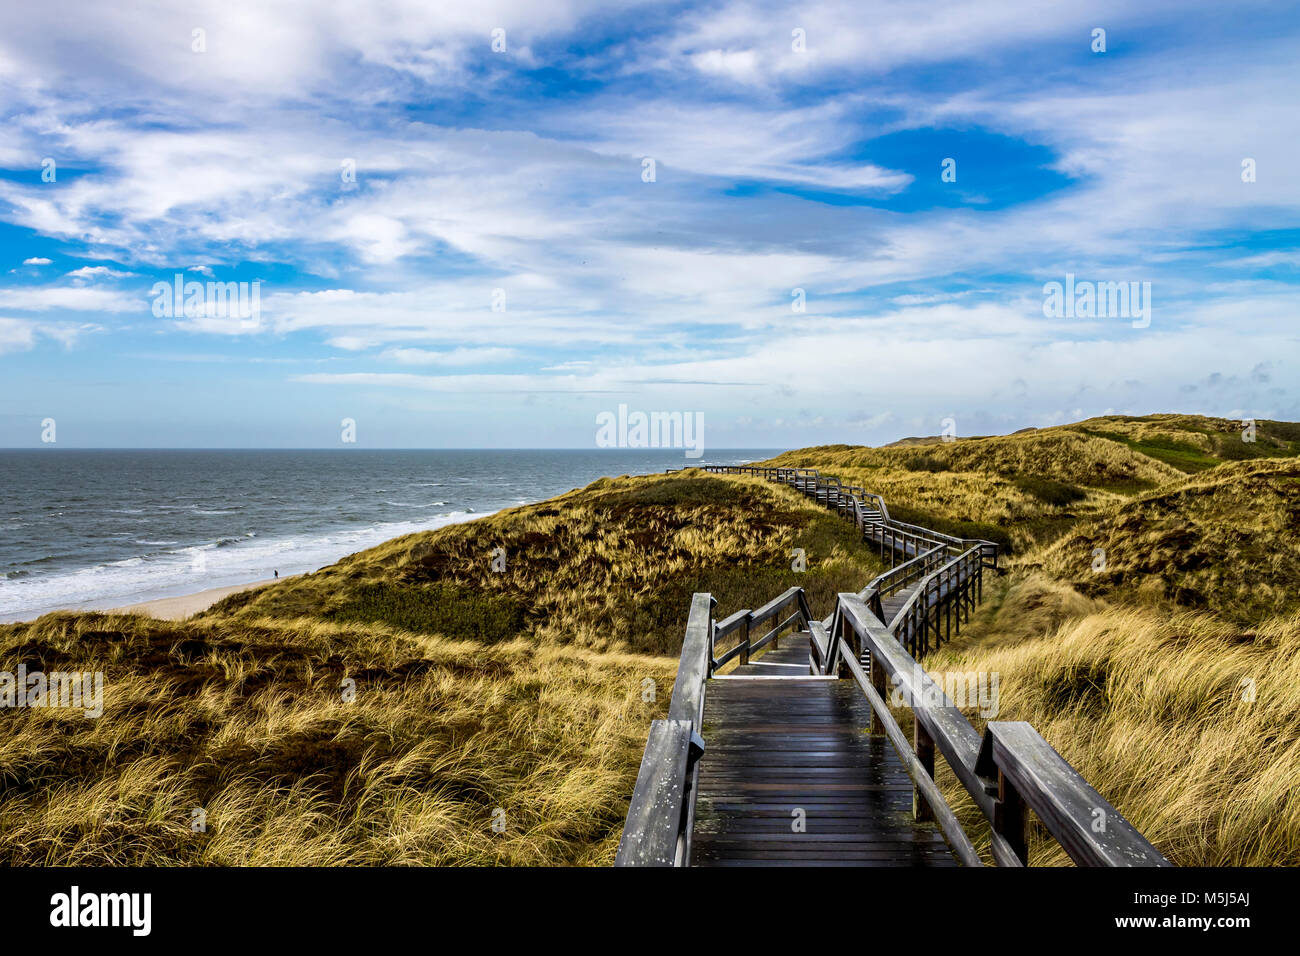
[925,574,1300,866]
[0,470,884,866]
[0,611,675,865]
[763,417,1300,865]
[209,471,884,655]
[1032,458,1300,624]
[3,413,1298,867]
[757,430,1185,553]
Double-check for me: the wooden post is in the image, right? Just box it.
[914,715,935,821]
[994,769,1029,865]
[738,614,750,665]
[869,647,887,735]
[945,582,952,644]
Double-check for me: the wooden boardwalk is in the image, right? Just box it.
[692,675,956,866]
[617,466,1171,870]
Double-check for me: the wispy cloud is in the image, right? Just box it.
[0,1,1296,446]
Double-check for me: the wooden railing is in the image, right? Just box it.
[888,545,984,657]
[812,592,1170,867]
[696,463,991,654]
[622,465,1169,867]
[615,593,714,866]
[711,586,815,673]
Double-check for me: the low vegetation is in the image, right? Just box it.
[2,412,1296,866]
[0,472,882,866]
[1033,458,1300,624]
[928,575,1300,866]
[759,412,1300,866]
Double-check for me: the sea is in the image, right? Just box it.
[0,449,779,622]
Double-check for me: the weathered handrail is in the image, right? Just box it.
[626,464,1166,866]
[615,592,714,866]
[888,546,984,656]
[830,593,1170,867]
[709,585,814,673]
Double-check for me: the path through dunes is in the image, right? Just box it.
[618,466,1170,868]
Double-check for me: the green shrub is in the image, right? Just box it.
[1012,476,1086,507]
[329,583,526,643]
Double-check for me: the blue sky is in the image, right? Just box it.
[1,0,1297,448]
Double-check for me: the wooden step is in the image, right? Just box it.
[691,679,958,867]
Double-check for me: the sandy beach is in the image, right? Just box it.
[111,577,292,620]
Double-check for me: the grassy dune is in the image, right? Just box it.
[759,413,1300,865]
[3,412,1297,866]
[0,472,882,866]
[1068,414,1300,473]
[760,414,1297,554]
[929,575,1300,866]
[761,430,1184,552]
[1033,458,1300,624]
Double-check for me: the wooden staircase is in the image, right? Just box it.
[616,467,1171,869]
[692,676,957,867]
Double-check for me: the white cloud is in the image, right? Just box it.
[66,266,137,281]
[0,0,1296,444]
[0,286,141,313]
[22,257,52,266]
[0,316,98,353]
[381,347,520,366]
[0,317,36,353]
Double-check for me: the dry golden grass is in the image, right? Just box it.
[1033,458,1300,623]
[926,573,1300,866]
[4,414,1298,867]
[0,470,883,866]
[211,470,884,655]
[765,417,1300,866]
[759,430,1183,552]
[1066,413,1300,471]
[0,611,675,865]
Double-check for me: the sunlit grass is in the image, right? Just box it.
[3,414,1298,867]
[929,573,1300,866]
[0,471,883,866]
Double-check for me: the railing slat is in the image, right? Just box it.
[976,723,1172,867]
[614,719,694,866]
[667,593,714,726]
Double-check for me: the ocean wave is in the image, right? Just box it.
[0,506,496,621]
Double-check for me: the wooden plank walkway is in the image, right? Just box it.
[616,465,1167,870]
[722,638,810,676]
[690,677,958,866]
[879,587,916,625]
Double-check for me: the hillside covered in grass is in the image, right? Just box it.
[2,411,1296,867]
[764,412,1300,865]
[1034,458,1300,624]
[0,471,883,866]
[929,575,1300,866]
[760,413,1299,555]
